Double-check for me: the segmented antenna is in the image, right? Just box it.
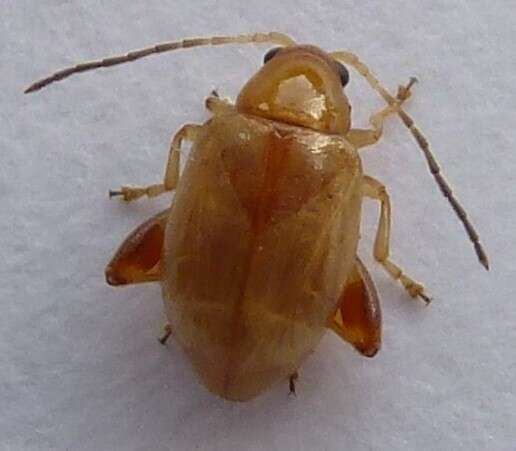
[24,32,296,94]
[332,51,489,270]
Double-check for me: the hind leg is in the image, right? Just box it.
[288,371,299,396]
[158,323,173,344]
[105,209,174,342]
[105,208,170,285]
[329,257,382,356]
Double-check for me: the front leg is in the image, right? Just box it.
[110,123,201,202]
[205,90,234,116]
[346,77,417,150]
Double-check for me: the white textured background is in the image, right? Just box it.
[2,1,515,450]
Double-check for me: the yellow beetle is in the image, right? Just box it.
[26,32,488,401]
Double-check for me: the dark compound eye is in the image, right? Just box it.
[263,47,282,64]
[336,62,350,87]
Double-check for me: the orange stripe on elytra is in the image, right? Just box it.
[250,132,291,235]
[222,131,292,395]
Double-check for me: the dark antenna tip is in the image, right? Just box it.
[24,80,46,94]
[477,245,490,271]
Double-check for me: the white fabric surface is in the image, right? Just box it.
[2,1,515,450]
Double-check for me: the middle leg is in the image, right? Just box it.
[110,123,201,202]
[362,175,430,303]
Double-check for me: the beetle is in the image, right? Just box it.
[26,32,489,401]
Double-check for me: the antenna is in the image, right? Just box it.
[24,32,296,94]
[332,50,489,270]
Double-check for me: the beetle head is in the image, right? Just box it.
[236,45,351,134]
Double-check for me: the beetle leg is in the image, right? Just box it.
[346,78,417,150]
[362,175,431,303]
[109,124,201,202]
[205,90,235,116]
[105,209,169,285]
[288,371,299,396]
[334,51,489,269]
[158,323,173,345]
[329,257,382,356]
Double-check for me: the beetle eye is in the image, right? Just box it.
[263,47,282,64]
[336,62,350,87]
